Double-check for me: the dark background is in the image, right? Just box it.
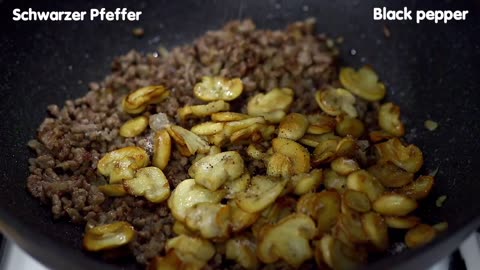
[0,0,479,269]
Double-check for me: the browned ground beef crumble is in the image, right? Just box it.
[27,19,349,268]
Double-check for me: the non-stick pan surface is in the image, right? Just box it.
[0,0,479,269]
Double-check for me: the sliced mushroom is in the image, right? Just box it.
[331,157,360,176]
[228,200,260,233]
[194,76,243,101]
[307,114,336,135]
[83,222,136,251]
[167,179,225,222]
[119,116,149,137]
[361,212,389,251]
[235,176,286,213]
[226,236,259,270]
[375,138,424,173]
[336,116,365,138]
[167,125,210,156]
[291,169,323,195]
[191,122,225,136]
[385,216,421,229]
[178,100,230,121]
[378,102,405,136]
[346,170,385,202]
[123,167,171,203]
[189,151,245,191]
[247,88,294,123]
[278,113,309,140]
[405,224,437,248]
[398,175,434,200]
[97,146,149,184]
[315,88,357,117]
[257,213,316,267]
[339,66,386,101]
[272,138,310,175]
[184,202,231,240]
[211,112,250,122]
[98,184,127,197]
[373,193,418,216]
[152,129,171,170]
[122,85,169,114]
[367,162,414,188]
[165,235,216,269]
[297,191,341,235]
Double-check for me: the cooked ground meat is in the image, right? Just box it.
[27,19,337,268]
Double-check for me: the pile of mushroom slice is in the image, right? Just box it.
[86,69,442,270]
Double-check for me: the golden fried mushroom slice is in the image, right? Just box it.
[257,214,316,267]
[168,179,225,222]
[230,123,275,145]
[373,193,418,216]
[167,125,210,156]
[165,235,216,269]
[343,190,371,213]
[314,234,335,268]
[246,144,268,160]
[149,251,185,270]
[211,112,250,122]
[339,66,386,101]
[361,212,389,251]
[278,113,309,140]
[97,146,149,184]
[306,114,336,135]
[83,222,136,251]
[178,100,230,121]
[398,175,434,200]
[312,137,356,165]
[346,170,385,202]
[297,191,341,235]
[224,172,250,199]
[189,151,245,191]
[251,197,297,239]
[315,88,358,118]
[235,176,286,213]
[336,116,365,138]
[172,221,195,236]
[184,202,231,240]
[385,216,421,229]
[375,138,424,173]
[194,76,243,101]
[405,224,437,248]
[266,152,294,178]
[98,184,127,197]
[379,102,405,136]
[123,167,170,203]
[299,133,339,148]
[122,85,169,114]
[272,138,311,175]
[247,88,294,123]
[119,116,149,138]
[331,157,360,176]
[324,169,348,192]
[228,200,260,233]
[335,212,369,244]
[367,162,414,188]
[369,130,395,143]
[291,169,323,195]
[330,237,365,270]
[190,122,224,136]
[226,236,259,270]
[152,129,171,170]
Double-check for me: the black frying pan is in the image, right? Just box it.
[0,0,479,269]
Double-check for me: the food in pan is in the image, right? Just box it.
[27,19,442,269]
